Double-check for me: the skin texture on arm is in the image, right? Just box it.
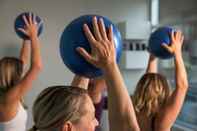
[20,40,30,66]
[77,16,140,131]
[146,54,158,73]
[5,13,43,106]
[20,40,30,73]
[155,31,188,131]
[71,75,89,89]
[88,78,106,104]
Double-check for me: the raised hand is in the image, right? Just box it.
[162,31,184,55]
[18,13,40,39]
[77,16,116,70]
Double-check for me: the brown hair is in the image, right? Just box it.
[0,57,23,94]
[132,73,171,117]
[29,86,89,131]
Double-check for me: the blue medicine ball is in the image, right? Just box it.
[148,27,174,59]
[14,12,43,40]
[60,15,122,78]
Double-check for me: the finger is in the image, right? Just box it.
[181,35,184,44]
[108,25,113,42]
[83,24,98,47]
[162,43,173,53]
[76,47,96,65]
[107,25,116,51]
[23,15,29,26]
[17,28,28,35]
[98,18,108,40]
[175,30,181,40]
[93,16,102,41]
[171,30,175,42]
[33,13,36,24]
[178,31,182,40]
[29,12,33,25]
[37,21,43,29]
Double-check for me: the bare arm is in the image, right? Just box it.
[155,31,188,130]
[20,40,30,66]
[20,40,30,73]
[146,54,158,73]
[104,62,140,131]
[88,78,106,104]
[71,75,89,89]
[5,13,43,105]
[77,16,140,131]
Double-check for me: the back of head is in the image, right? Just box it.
[0,57,23,92]
[133,73,171,117]
[31,86,88,131]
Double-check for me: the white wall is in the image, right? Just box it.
[0,0,149,129]
[160,0,197,25]
[85,0,149,22]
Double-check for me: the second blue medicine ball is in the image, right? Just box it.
[14,12,44,40]
[148,27,174,59]
[60,15,122,78]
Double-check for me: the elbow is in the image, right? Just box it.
[127,124,140,131]
[32,61,43,72]
[132,125,140,131]
[178,80,189,91]
[184,81,189,90]
[125,117,140,131]
[118,123,140,131]
[36,62,43,71]
[177,77,189,91]
[130,121,140,131]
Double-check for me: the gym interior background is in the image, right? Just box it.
[0,0,197,130]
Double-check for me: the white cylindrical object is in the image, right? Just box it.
[151,0,159,26]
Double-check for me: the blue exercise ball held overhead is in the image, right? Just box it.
[148,26,174,59]
[60,15,122,78]
[14,12,44,40]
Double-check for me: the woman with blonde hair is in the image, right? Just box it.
[132,31,188,131]
[0,14,42,131]
[29,16,139,131]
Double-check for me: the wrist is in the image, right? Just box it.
[174,51,182,57]
[174,52,183,62]
[30,34,38,41]
[103,62,118,78]
[103,61,117,72]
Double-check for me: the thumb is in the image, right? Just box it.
[17,28,28,35]
[76,47,97,66]
[161,43,173,54]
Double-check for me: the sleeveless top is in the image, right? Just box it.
[0,103,27,131]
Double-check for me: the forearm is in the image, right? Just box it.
[30,35,42,69]
[146,54,157,73]
[103,63,139,131]
[156,52,189,129]
[20,40,30,66]
[155,31,188,130]
[174,52,188,90]
[71,75,89,89]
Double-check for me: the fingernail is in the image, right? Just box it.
[110,25,113,29]
[93,16,97,20]
[99,18,103,22]
[83,24,88,29]
[76,47,81,51]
